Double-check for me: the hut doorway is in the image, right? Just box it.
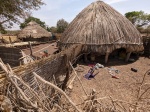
[110,48,127,61]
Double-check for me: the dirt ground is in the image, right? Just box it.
[67,57,150,111]
[22,42,58,58]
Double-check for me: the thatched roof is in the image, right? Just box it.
[60,1,143,54]
[18,21,52,39]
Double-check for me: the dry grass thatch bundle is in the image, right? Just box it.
[60,1,144,54]
[0,36,19,43]
[18,21,52,39]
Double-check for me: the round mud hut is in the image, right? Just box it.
[18,21,52,42]
[59,1,144,63]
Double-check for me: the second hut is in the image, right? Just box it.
[18,21,52,42]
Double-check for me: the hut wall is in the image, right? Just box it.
[0,47,23,67]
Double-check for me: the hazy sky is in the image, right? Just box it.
[12,0,150,30]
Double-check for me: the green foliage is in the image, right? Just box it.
[57,19,69,33]
[0,0,44,31]
[20,16,46,29]
[47,27,57,33]
[125,11,150,27]
[143,25,150,33]
[136,27,144,33]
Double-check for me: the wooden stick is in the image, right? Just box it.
[0,61,38,109]
[105,52,109,63]
[33,72,82,112]
[28,42,33,56]
[69,61,88,96]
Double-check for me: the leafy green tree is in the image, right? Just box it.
[47,26,57,33]
[125,11,150,27]
[57,19,69,33]
[0,0,44,32]
[20,16,47,29]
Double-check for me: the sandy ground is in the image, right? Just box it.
[68,57,150,108]
[21,42,58,58]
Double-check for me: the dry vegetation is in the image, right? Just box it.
[0,45,149,112]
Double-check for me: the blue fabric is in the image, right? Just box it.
[84,73,95,80]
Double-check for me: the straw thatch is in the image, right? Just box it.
[60,1,144,54]
[0,35,19,43]
[18,21,52,39]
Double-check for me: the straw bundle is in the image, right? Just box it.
[0,36,19,43]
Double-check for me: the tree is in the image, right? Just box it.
[47,26,57,33]
[0,0,44,32]
[125,11,150,27]
[57,19,69,33]
[20,16,47,29]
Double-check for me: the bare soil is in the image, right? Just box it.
[68,57,150,110]
[22,42,58,58]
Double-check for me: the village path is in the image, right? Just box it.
[22,42,58,58]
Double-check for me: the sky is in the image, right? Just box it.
[11,0,150,30]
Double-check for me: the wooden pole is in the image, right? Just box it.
[125,52,131,62]
[9,36,12,44]
[84,54,88,63]
[105,53,109,63]
[28,42,33,56]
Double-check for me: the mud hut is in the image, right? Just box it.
[59,1,144,63]
[18,21,52,42]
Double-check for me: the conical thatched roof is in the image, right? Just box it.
[18,21,51,39]
[60,1,143,54]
